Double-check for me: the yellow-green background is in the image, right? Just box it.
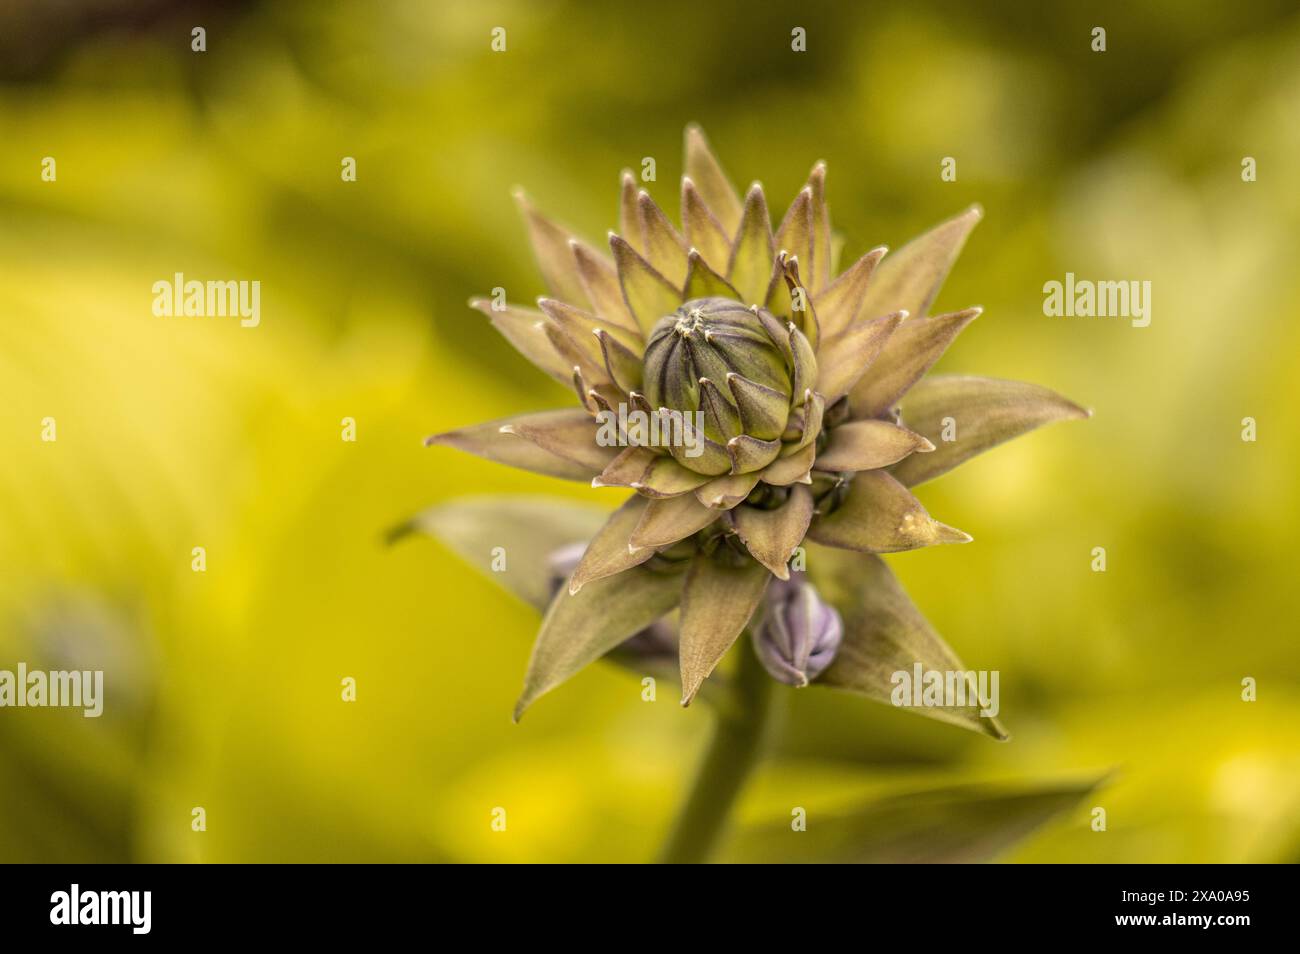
[2,0,1298,862]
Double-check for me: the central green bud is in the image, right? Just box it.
[641,297,816,476]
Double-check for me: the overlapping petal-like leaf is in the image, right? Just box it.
[571,239,640,334]
[682,178,732,271]
[610,233,680,336]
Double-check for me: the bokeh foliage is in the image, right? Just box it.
[2,0,1298,862]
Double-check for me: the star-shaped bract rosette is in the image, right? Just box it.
[423,126,1087,726]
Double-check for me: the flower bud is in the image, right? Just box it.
[641,297,814,476]
[751,576,843,686]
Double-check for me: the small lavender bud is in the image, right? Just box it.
[752,577,843,686]
[546,541,588,595]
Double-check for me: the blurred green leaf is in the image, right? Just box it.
[400,496,609,610]
[725,778,1101,863]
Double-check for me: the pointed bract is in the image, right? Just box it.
[727,433,782,474]
[728,485,815,579]
[807,470,971,552]
[515,189,590,307]
[727,372,788,442]
[727,184,775,305]
[684,124,743,234]
[684,249,741,301]
[569,495,656,593]
[595,327,643,391]
[515,562,685,719]
[679,555,771,704]
[812,550,1007,739]
[638,190,689,287]
[850,307,981,418]
[762,442,816,485]
[428,409,617,481]
[629,493,720,551]
[815,247,886,340]
[611,234,683,337]
[572,239,641,336]
[618,171,642,253]
[892,375,1091,486]
[813,419,934,472]
[856,206,981,322]
[636,455,713,497]
[540,297,640,372]
[695,472,762,509]
[594,446,657,487]
[779,254,821,351]
[775,188,815,294]
[543,321,605,389]
[470,298,573,384]
[681,178,733,275]
[815,310,904,403]
[807,161,833,293]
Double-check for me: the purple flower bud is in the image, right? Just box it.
[752,577,843,686]
[546,541,589,595]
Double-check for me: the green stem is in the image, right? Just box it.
[657,640,772,864]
